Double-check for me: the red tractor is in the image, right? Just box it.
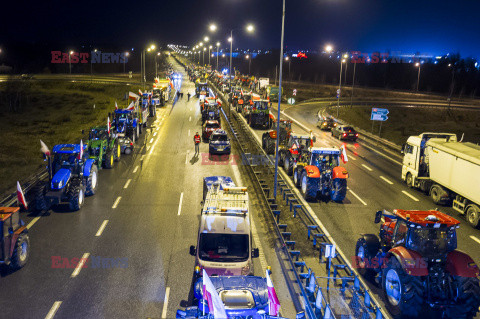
[279,133,315,176]
[0,207,30,270]
[261,119,292,154]
[355,209,480,318]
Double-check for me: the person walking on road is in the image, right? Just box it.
[194,132,201,154]
[187,92,191,101]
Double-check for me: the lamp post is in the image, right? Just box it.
[203,47,206,65]
[336,58,346,117]
[124,51,129,74]
[216,42,220,71]
[343,53,349,85]
[285,56,291,80]
[155,52,160,78]
[350,60,356,107]
[69,50,73,74]
[91,49,97,81]
[415,62,421,92]
[246,55,251,74]
[208,45,212,65]
[142,44,155,90]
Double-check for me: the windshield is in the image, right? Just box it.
[211,134,228,142]
[311,153,339,168]
[53,153,77,172]
[198,233,249,262]
[343,126,354,132]
[90,129,107,140]
[206,123,220,129]
[293,137,311,148]
[407,227,457,257]
[254,101,269,110]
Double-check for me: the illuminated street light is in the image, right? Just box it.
[415,62,421,92]
[246,24,254,32]
[208,45,213,65]
[246,55,251,74]
[123,51,130,74]
[204,36,209,42]
[228,37,232,42]
[68,51,74,74]
[209,24,217,32]
[325,45,333,53]
[150,44,156,50]
[343,53,348,59]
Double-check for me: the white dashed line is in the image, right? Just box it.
[188,129,191,136]
[149,138,154,143]
[379,176,394,185]
[149,144,155,155]
[45,301,62,319]
[71,253,90,278]
[123,179,131,189]
[133,165,139,173]
[349,155,357,161]
[153,132,158,137]
[161,287,170,318]
[27,217,40,229]
[185,151,189,164]
[402,190,419,202]
[189,116,192,122]
[177,192,184,215]
[95,220,109,237]
[470,236,480,245]
[146,145,150,151]
[348,188,367,206]
[361,164,373,171]
[112,196,122,209]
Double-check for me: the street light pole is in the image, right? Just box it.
[337,59,344,117]
[416,63,421,92]
[229,29,233,118]
[273,0,286,200]
[216,42,220,71]
[208,46,212,65]
[69,51,73,74]
[350,61,356,107]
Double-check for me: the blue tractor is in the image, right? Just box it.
[111,109,140,143]
[33,144,98,212]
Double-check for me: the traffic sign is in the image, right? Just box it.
[336,89,340,99]
[371,107,389,121]
[293,89,297,96]
[287,98,296,105]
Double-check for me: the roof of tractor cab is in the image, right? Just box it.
[114,109,134,114]
[205,120,220,125]
[393,209,460,227]
[52,144,85,154]
[311,147,340,154]
[0,207,20,222]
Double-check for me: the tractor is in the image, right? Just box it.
[33,144,98,212]
[248,99,273,129]
[86,126,121,169]
[355,209,480,318]
[201,97,221,124]
[0,207,29,270]
[261,119,292,155]
[292,147,348,202]
[111,109,140,143]
[195,80,209,98]
[279,133,315,175]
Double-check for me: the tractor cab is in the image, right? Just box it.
[252,100,270,111]
[288,134,314,158]
[0,207,29,270]
[89,126,109,141]
[51,144,85,175]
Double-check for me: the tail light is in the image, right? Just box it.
[343,133,347,137]
[130,142,133,146]
[355,133,359,137]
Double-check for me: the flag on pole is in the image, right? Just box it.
[340,144,348,163]
[310,131,314,147]
[202,269,227,318]
[16,181,28,210]
[266,270,281,316]
[126,101,135,110]
[107,117,111,134]
[115,101,118,110]
[129,92,139,101]
[78,140,83,160]
[138,89,143,96]
[40,140,51,157]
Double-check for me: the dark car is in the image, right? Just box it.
[202,120,221,141]
[331,125,359,141]
[317,116,337,131]
[209,129,231,155]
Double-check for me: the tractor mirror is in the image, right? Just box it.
[400,143,406,154]
[374,210,383,224]
[252,248,260,258]
[81,129,85,135]
[313,136,317,143]
[189,245,196,256]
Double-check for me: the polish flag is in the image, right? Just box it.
[107,117,111,134]
[115,101,118,110]
[126,101,135,110]
[310,131,314,147]
[266,270,281,316]
[40,140,51,157]
[202,269,227,318]
[17,181,28,210]
[340,144,348,163]
[129,92,139,101]
[138,89,143,95]
[78,140,83,160]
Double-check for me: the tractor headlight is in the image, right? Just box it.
[57,180,63,189]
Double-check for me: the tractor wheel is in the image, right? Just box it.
[382,258,424,318]
[33,183,48,212]
[355,236,380,278]
[114,143,121,162]
[405,173,413,188]
[124,147,132,155]
[68,179,85,211]
[301,171,318,201]
[262,135,266,150]
[104,150,114,169]
[466,205,480,228]
[10,233,30,269]
[85,165,98,196]
[293,167,302,187]
[266,139,275,155]
[445,276,480,319]
[331,178,347,202]
[284,155,293,175]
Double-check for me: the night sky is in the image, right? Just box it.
[2,0,479,58]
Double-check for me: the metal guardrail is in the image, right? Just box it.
[208,78,389,319]
[0,168,48,208]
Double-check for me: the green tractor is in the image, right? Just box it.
[86,126,121,169]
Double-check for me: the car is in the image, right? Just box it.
[209,129,231,155]
[317,116,337,131]
[118,136,134,154]
[331,125,358,141]
[202,120,220,141]
[20,74,34,80]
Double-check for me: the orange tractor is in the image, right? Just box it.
[355,209,480,318]
[261,119,292,154]
[0,207,30,270]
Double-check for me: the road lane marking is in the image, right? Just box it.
[380,176,394,185]
[177,192,184,215]
[146,145,150,151]
[45,301,62,319]
[359,142,403,166]
[189,116,192,122]
[133,165,139,173]
[348,188,367,206]
[361,164,373,171]
[149,138,154,143]
[112,196,122,209]
[161,287,170,318]
[188,129,190,136]
[71,253,90,278]
[123,179,131,189]
[471,236,480,245]
[95,220,109,237]
[185,151,189,164]
[149,144,155,155]
[402,190,419,201]
[153,131,158,137]
[27,217,40,229]
[349,155,356,161]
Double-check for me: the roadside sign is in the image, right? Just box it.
[336,89,340,98]
[287,98,296,105]
[128,71,132,79]
[371,107,389,121]
[293,89,297,96]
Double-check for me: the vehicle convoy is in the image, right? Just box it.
[331,125,359,141]
[279,133,315,175]
[209,129,231,155]
[202,120,221,141]
[248,99,273,129]
[201,97,221,124]
[33,144,98,212]
[111,109,140,143]
[0,207,30,270]
[176,275,287,319]
[86,126,121,169]
[355,209,480,318]
[195,79,209,98]
[190,176,259,277]
[401,132,480,228]
[261,119,292,154]
[293,147,348,201]
[317,116,338,131]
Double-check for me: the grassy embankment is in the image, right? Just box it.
[0,80,142,195]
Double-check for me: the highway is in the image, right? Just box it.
[0,59,296,318]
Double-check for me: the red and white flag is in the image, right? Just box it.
[340,144,348,163]
[115,101,118,110]
[310,131,314,147]
[40,140,51,157]
[126,101,135,110]
[138,89,143,96]
[202,269,227,318]
[17,181,28,210]
[266,270,281,316]
[107,117,111,134]
[78,140,83,160]
[129,92,139,101]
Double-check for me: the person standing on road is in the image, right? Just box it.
[194,132,201,154]
[187,92,191,101]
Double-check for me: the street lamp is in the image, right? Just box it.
[415,62,421,92]
[285,56,291,79]
[142,44,156,89]
[90,49,98,80]
[325,45,333,53]
[68,50,74,74]
[209,24,217,32]
[336,58,346,117]
[203,47,206,65]
[245,55,251,74]
[204,36,209,42]
[208,45,212,65]
[343,53,349,85]
[124,51,129,74]
[155,52,160,78]
[216,42,220,70]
